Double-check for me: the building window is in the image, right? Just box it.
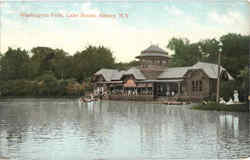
[195,80,199,91]
[192,81,195,92]
[192,80,202,92]
[199,80,202,91]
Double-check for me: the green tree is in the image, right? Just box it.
[31,47,74,80]
[50,49,72,79]
[167,38,202,67]
[72,45,115,81]
[35,72,58,96]
[237,66,248,101]
[65,79,82,96]
[31,47,56,75]
[199,38,220,63]
[114,60,140,70]
[0,47,30,80]
[220,33,249,77]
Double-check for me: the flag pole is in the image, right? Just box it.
[216,42,222,103]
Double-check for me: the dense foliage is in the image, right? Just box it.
[0,46,137,97]
[0,33,248,99]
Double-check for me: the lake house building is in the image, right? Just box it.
[92,45,233,101]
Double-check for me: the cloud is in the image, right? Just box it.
[1,4,249,62]
[1,17,169,62]
[0,17,231,62]
[164,6,184,16]
[1,2,15,14]
[208,11,245,25]
[207,10,249,35]
[81,2,100,15]
[1,2,32,15]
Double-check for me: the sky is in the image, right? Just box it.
[0,0,249,62]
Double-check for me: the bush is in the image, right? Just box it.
[0,78,85,97]
[220,81,237,101]
[221,80,248,102]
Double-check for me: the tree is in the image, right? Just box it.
[167,34,249,78]
[114,60,140,70]
[31,47,57,75]
[220,33,249,77]
[65,79,82,96]
[198,38,220,63]
[72,45,116,81]
[167,38,202,67]
[35,72,58,96]
[0,47,30,80]
[50,49,72,79]
[31,47,74,80]
[237,66,248,101]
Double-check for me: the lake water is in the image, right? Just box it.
[0,99,249,160]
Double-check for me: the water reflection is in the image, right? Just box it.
[0,99,249,160]
[217,113,250,159]
[219,114,239,138]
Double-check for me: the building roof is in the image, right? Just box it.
[136,53,170,58]
[95,67,146,81]
[192,62,234,80]
[158,67,192,79]
[94,62,234,82]
[123,67,146,80]
[158,62,234,80]
[142,79,183,82]
[136,45,170,59]
[111,70,126,80]
[94,69,119,81]
[141,45,168,54]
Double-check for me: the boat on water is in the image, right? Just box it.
[79,96,99,103]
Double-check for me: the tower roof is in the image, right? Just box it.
[141,45,168,54]
[136,44,170,59]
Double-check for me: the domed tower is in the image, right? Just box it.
[136,45,171,74]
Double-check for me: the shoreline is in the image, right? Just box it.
[0,96,81,99]
[0,97,248,113]
[191,103,249,112]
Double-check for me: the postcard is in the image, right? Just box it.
[0,0,249,159]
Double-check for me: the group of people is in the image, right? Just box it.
[110,88,153,96]
[219,90,240,105]
[166,90,176,97]
[79,93,101,103]
[95,87,104,96]
[126,89,154,96]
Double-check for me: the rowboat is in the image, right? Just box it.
[79,97,99,103]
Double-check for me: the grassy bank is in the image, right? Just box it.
[191,102,249,112]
